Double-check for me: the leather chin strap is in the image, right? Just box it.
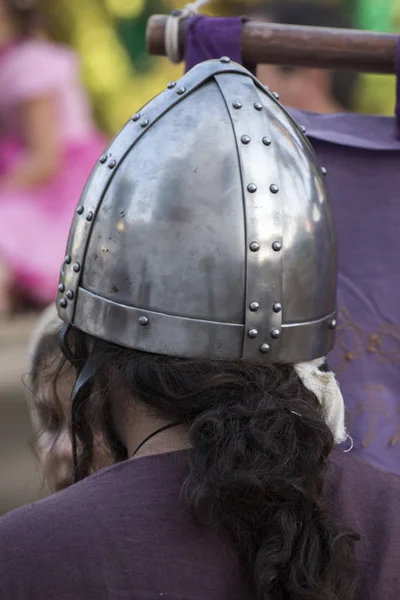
[59,323,75,364]
[69,354,101,483]
[60,325,107,483]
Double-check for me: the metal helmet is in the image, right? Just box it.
[57,59,337,364]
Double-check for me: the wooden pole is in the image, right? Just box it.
[146,15,398,74]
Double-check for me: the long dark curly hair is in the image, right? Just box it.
[58,329,359,600]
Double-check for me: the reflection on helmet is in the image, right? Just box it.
[57,59,336,365]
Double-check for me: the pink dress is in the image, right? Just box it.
[0,40,105,304]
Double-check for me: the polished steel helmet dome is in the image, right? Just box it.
[57,59,337,363]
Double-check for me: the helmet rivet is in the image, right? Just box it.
[176,87,186,95]
[58,283,65,293]
[272,241,282,252]
[66,290,74,300]
[247,183,257,193]
[232,101,242,109]
[273,302,282,313]
[260,343,270,354]
[271,329,281,339]
[140,119,150,128]
[262,137,272,146]
[249,301,260,312]
[250,241,260,252]
[270,184,279,194]
[248,329,258,339]
[300,125,307,134]
[220,56,231,63]
[138,316,149,326]
[64,255,71,265]
[99,154,107,164]
[132,113,141,121]
[72,263,80,273]
[167,82,176,89]
[272,91,280,100]
[86,211,93,222]
[254,102,263,111]
[321,166,327,176]
[108,159,117,169]
[76,205,84,215]
[59,298,67,308]
[330,319,337,329]
[241,135,251,145]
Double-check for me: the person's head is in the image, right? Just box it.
[28,305,112,493]
[249,1,358,113]
[0,0,44,45]
[54,60,357,600]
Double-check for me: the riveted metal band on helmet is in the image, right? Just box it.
[57,59,336,364]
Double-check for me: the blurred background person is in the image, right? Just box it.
[249,1,359,113]
[0,0,105,316]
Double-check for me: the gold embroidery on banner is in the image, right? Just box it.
[334,308,365,375]
[373,323,400,363]
[334,308,400,368]
[390,406,400,446]
[354,386,392,447]
[333,308,400,447]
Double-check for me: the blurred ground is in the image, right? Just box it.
[0,316,49,516]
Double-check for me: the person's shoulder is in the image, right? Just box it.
[329,449,400,493]
[0,451,188,545]
[328,451,400,596]
[0,463,131,598]
[327,450,400,545]
[0,462,120,544]
[0,452,187,577]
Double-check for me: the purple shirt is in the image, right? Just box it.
[0,450,399,599]
[185,16,400,475]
